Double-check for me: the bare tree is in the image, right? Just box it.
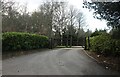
[2,0,19,32]
[76,11,86,46]
[38,0,64,48]
[68,5,78,47]
[0,0,2,34]
[53,2,68,45]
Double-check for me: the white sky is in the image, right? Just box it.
[14,0,109,32]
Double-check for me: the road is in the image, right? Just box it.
[2,47,119,75]
[0,60,1,76]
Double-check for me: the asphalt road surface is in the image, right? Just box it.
[0,60,1,76]
[2,47,119,75]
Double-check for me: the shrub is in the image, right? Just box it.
[90,33,120,56]
[113,39,120,56]
[90,29,107,37]
[2,32,49,51]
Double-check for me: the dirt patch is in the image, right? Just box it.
[86,50,120,73]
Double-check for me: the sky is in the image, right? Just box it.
[14,0,109,32]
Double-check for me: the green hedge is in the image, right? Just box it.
[90,33,120,56]
[2,32,49,51]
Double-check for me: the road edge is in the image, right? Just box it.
[83,49,111,70]
[83,49,120,75]
[83,49,99,63]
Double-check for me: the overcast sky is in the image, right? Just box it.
[14,0,109,32]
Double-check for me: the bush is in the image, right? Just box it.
[90,33,120,56]
[2,32,49,51]
[113,39,120,56]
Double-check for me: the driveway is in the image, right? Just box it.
[2,47,119,75]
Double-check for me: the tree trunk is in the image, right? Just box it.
[60,35,62,46]
[70,35,72,48]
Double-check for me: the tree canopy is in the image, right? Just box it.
[83,1,120,29]
[1,0,87,46]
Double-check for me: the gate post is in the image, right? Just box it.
[88,35,90,50]
[84,37,87,50]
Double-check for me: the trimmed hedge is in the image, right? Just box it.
[90,33,120,56]
[2,32,49,51]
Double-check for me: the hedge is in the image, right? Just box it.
[2,32,49,51]
[90,33,120,56]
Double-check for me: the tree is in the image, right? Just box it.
[83,1,120,39]
[2,0,20,32]
[83,1,120,29]
[38,0,68,48]
[68,5,78,47]
[30,11,43,34]
[2,0,30,32]
[1,0,86,47]
[0,0,1,55]
[76,11,86,45]
[52,2,68,46]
